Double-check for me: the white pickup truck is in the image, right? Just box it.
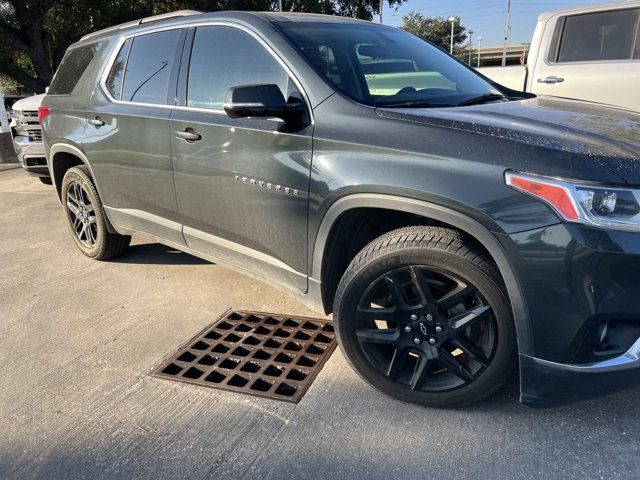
[478,1,640,112]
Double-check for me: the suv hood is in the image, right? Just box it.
[376,96,640,184]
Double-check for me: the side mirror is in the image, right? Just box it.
[224,84,306,123]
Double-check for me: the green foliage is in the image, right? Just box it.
[0,0,404,92]
[400,11,467,55]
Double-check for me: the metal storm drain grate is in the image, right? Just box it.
[151,311,337,402]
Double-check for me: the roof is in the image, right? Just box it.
[79,10,375,43]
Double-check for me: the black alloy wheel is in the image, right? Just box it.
[334,226,516,407]
[356,265,496,392]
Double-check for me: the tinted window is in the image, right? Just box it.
[277,22,499,108]
[105,39,132,100]
[557,9,640,62]
[122,29,182,104]
[187,26,289,110]
[49,42,102,95]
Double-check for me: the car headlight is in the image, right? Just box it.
[505,171,640,232]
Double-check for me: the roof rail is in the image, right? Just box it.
[139,10,202,24]
[80,10,201,42]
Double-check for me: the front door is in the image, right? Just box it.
[170,25,314,292]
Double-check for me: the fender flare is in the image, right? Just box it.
[310,194,532,356]
[49,143,99,198]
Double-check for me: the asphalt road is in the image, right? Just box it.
[1,167,639,480]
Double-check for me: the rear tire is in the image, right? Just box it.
[61,166,130,260]
[333,226,516,408]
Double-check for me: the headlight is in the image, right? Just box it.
[505,171,640,232]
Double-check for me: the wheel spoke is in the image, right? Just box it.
[454,336,489,367]
[88,215,97,225]
[356,306,395,322]
[409,353,430,390]
[386,347,406,380]
[384,273,411,309]
[437,283,477,307]
[356,328,400,345]
[79,223,88,241]
[449,305,491,331]
[438,348,475,383]
[67,192,80,207]
[67,201,80,216]
[408,266,434,305]
[87,225,96,245]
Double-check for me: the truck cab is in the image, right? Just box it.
[478,1,640,111]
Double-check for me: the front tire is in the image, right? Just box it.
[333,226,516,408]
[61,166,131,260]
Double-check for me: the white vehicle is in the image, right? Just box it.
[477,1,640,111]
[9,93,49,183]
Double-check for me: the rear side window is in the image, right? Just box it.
[121,29,183,104]
[49,42,102,95]
[556,9,640,62]
[186,26,290,110]
[105,39,132,100]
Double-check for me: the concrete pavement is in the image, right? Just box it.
[1,168,638,480]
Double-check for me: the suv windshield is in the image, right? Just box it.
[276,22,504,108]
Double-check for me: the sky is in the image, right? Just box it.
[382,0,614,47]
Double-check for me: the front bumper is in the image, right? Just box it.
[13,136,48,176]
[500,223,640,405]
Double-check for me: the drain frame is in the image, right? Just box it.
[151,310,337,403]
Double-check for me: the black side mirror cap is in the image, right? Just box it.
[224,84,306,123]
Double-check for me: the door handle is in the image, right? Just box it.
[537,76,565,84]
[88,116,105,127]
[175,130,202,142]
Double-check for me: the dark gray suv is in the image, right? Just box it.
[42,10,640,407]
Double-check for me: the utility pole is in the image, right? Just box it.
[477,36,483,67]
[501,0,511,66]
[448,17,456,55]
[278,0,282,12]
[380,0,383,24]
[468,30,474,65]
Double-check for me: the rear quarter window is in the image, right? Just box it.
[49,42,103,95]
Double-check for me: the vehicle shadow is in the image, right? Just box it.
[113,242,211,266]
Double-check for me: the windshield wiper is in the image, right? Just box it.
[457,93,507,107]
[381,101,453,109]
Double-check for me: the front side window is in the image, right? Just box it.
[121,29,183,104]
[276,22,500,108]
[49,42,103,95]
[187,26,290,110]
[556,9,640,62]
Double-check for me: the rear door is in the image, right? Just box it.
[170,25,314,292]
[532,7,640,111]
[83,28,187,244]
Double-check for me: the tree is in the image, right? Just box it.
[400,11,467,55]
[0,0,404,93]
